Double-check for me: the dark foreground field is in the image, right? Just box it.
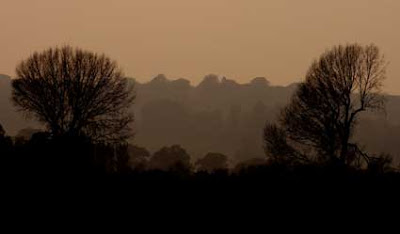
[1,136,399,212]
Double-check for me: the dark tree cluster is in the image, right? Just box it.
[0,120,399,207]
[0,122,233,176]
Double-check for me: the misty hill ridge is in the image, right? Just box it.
[138,74,282,88]
[132,74,400,163]
[1,73,400,163]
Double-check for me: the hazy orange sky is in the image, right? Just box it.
[1,0,399,93]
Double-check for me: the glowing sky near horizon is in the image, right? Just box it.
[1,0,399,93]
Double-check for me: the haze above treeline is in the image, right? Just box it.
[1,0,400,94]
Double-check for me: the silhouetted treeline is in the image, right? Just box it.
[1,126,399,188]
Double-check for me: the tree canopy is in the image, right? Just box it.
[264,44,387,167]
[12,46,135,143]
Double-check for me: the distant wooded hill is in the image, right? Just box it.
[1,73,400,163]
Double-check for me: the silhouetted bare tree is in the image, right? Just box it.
[264,44,386,166]
[12,46,134,143]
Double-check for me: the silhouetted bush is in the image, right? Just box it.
[195,152,228,173]
[148,145,192,172]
